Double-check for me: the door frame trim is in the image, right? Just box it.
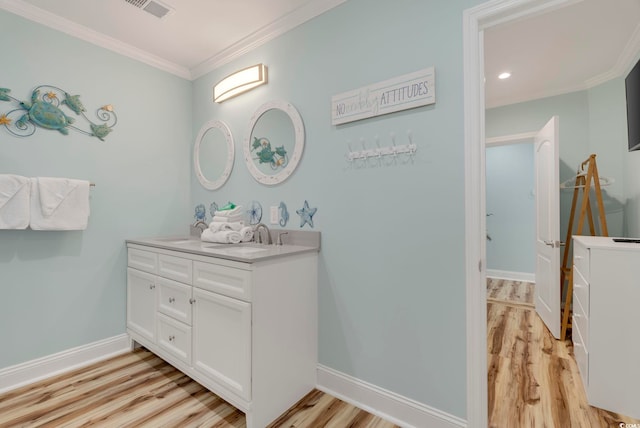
[463,1,574,426]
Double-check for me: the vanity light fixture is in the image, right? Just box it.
[213,64,268,103]
[498,71,512,79]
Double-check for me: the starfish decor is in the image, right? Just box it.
[296,200,317,228]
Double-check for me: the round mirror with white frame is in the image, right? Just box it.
[244,100,304,185]
[194,119,235,190]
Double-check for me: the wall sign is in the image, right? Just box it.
[331,67,435,125]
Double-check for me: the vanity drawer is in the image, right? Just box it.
[128,248,158,274]
[158,254,193,284]
[157,313,192,365]
[572,267,590,317]
[157,277,192,325]
[193,261,252,302]
[573,239,590,282]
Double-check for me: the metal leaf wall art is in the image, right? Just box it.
[0,85,117,140]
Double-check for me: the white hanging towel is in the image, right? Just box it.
[0,174,30,229]
[30,177,91,230]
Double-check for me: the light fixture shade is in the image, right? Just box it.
[214,64,268,103]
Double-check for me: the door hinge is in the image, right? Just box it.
[478,259,482,272]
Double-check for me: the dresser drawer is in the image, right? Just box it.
[573,239,590,282]
[572,266,589,317]
[572,296,589,350]
[193,261,252,302]
[157,313,192,365]
[159,254,193,284]
[158,277,193,325]
[573,321,589,388]
[128,248,158,274]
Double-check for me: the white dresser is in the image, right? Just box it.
[126,238,318,428]
[572,236,640,419]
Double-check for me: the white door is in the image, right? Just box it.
[534,116,561,339]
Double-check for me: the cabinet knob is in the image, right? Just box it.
[169,335,175,341]
[149,284,155,290]
[169,297,175,303]
[189,298,195,304]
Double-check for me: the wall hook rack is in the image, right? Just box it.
[346,131,417,165]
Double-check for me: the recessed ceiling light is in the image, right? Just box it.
[498,72,511,80]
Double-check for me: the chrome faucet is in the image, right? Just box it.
[192,221,208,236]
[253,223,272,245]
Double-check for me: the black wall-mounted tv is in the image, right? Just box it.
[626,58,640,151]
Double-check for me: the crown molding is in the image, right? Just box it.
[0,0,191,79]
[586,22,640,87]
[190,0,348,79]
[490,22,640,109]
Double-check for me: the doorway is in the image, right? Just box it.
[463,1,576,426]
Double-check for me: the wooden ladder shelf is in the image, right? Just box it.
[560,154,608,340]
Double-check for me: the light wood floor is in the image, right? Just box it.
[0,349,398,428]
[4,280,638,427]
[487,278,640,427]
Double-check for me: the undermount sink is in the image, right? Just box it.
[155,237,194,244]
[226,246,269,254]
[203,243,271,255]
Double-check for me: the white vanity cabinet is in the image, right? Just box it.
[572,236,640,420]
[126,241,318,428]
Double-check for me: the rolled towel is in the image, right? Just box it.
[214,205,243,217]
[209,221,244,232]
[240,226,254,242]
[201,228,242,244]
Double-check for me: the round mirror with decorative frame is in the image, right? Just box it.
[194,119,235,190]
[244,100,304,185]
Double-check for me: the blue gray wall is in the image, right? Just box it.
[486,143,535,274]
[0,0,489,420]
[0,11,192,368]
[190,0,483,417]
[485,77,630,275]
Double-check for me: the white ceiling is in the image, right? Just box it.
[485,0,640,108]
[0,0,346,79]
[2,0,639,105]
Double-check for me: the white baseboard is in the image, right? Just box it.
[487,269,535,283]
[0,334,130,394]
[316,364,467,428]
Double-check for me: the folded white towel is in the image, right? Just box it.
[214,206,243,217]
[212,214,244,223]
[209,221,244,232]
[30,177,90,230]
[0,174,30,229]
[201,228,242,244]
[240,226,254,242]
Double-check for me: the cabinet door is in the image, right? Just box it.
[192,288,251,401]
[127,268,157,343]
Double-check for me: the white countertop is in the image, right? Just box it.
[126,234,320,263]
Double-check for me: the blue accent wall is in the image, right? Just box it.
[486,143,535,274]
[190,0,484,417]
[0,0,493,420]
[486,78,630,275]
[0,11,192,367]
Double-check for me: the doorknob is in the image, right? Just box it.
[544,240,562,248]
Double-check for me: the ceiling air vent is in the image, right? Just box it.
[124,0,173,19]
